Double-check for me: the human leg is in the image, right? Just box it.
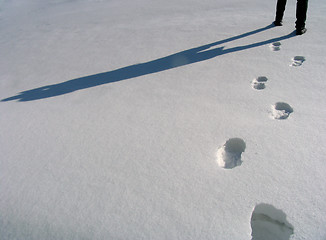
[275,0,287,24]
[296,0,308,29]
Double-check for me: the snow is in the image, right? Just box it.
[1,0,326,239]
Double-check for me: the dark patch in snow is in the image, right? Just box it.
[251,203,294,240]
[252,76,268,90]
[217,138,246,169]
[290,56,305,66]
[272,102,293,120]
[270,42,281,51]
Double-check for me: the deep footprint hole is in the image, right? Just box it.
[224,138,246,153]
[252,76,267,90]
[293,56,305,62]
[272,102,293,120]
[216,138,246,169]
[270,42,281,51]
[251,203,294,240]
[275,102,293,113]
[256,76,268,82]
[272,42,281,47]
[291,56,305,66]
[253,82,265,90]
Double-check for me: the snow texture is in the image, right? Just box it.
[1,0,326,239]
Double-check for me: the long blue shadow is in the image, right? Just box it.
[1,24,296,102]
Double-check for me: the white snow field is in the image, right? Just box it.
[1,0,326,239]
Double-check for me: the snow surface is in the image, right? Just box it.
[1,0,326,239]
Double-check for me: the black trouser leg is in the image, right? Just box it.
[296,0,308,29]
[275,0,287,22]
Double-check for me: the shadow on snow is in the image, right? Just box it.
[2,24,296,102]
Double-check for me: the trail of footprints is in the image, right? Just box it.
[218,46,302,168]
[215,41,303,239]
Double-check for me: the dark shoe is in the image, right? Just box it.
[296,28,307,35]
[273,20,283,26]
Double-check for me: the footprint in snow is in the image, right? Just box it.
[252,76,268,90]
[271,102,293,120]
[270,42,281,51]
[216,138,246,169]
[250,203,294,240]
[290,56,305,66]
